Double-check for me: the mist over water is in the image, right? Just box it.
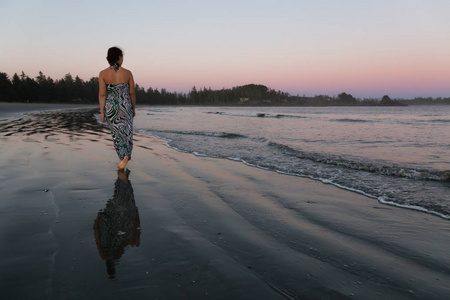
[135,106,450,219]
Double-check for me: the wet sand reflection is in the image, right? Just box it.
[0,108,108,138]
[93,170,141,278]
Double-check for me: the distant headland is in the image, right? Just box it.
[1,71,449,106]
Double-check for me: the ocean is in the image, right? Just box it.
[134,105,450,219]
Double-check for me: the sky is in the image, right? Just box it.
[1,0,450,99]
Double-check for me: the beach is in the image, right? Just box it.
[0,105,449,299]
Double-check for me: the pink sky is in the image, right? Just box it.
[2,0,450,99]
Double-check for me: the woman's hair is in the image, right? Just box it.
[106,47,123,65]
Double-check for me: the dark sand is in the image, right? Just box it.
[0,105,449,299]
[0,102,95,120]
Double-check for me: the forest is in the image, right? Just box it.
[1,71,449,106]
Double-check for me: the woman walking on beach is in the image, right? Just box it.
[99,47,136,169]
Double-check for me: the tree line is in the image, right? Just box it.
[0,71,182,105]
[0,71,289,105]
[1,71,449,106]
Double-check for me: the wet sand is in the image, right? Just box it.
[0,106,449,299]
[0,102,95,120]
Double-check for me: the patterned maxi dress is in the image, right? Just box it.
[105,83,133,160]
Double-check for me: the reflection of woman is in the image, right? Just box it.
[98,46,136,169]
[93,170,140,278]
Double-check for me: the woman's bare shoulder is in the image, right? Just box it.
[120,67,132,75]
[99,67,111,77]
[120,68,133,83]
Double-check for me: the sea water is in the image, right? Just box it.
[134,105,450,219]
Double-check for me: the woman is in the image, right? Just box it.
[99,47,136,169]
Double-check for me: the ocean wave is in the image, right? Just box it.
[330,118,372,123]
[429,119,450,123]
[140,129,246,139]
[268,141,450,182]
[137,128,449,219]
[142,107,176,113]
[206,111,308,119]
[399,119,450,125]
[223,152,450,219]
[272,114,309,119]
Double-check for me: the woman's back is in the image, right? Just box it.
[101,67,132,85]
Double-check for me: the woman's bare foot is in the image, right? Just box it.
[117,156,129,169]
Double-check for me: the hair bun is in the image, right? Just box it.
[107,47,123,65]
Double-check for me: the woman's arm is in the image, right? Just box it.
[98,71,107,122]
[129,72,136,117]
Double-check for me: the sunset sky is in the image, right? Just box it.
[1,0,450,98]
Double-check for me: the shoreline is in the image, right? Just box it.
[0,105,449,299]
[5,103,447,221]
[144,128,450,221]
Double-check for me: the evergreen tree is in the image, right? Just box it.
[0,72,16,101]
